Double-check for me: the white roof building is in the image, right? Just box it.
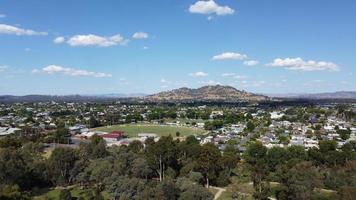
[0,127,21,137]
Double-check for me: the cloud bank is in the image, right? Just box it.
[267,57,339,71]
[65,34,128,47]
[212,52,247,60]
[0,24,47,36]
[34,65,112,78]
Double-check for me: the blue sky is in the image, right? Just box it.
[0,0,355,95]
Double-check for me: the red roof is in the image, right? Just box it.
[101,132,122,139]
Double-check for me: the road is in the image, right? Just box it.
[238,124,264,151]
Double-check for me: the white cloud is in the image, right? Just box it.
[160,78,167,83]
[54,36,65,44]
[132,32,149,39]
[267,57,339,71]
[243,60,259,66]
[212,52,247,61]
[142,46,149,50]
[189,71,208,77]
[67,34,128,47]
[199,80,221,85]
[24,48,31,52]
[221,73,247,79]
[221,73,235,77]
[35,65,112,78]
[0,14,6,18]
[189,0,235,16]
[0,65,8,72]
[0,24,47,36]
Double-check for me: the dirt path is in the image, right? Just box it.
[210,186,226,200]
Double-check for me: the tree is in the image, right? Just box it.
[246,121,256,132]
[53,126,71,144]
[137,185,165,200]
[47,147,78,185]
[158,179,180,200]
[89,116,100,128]
[221,150,239,172]
[196,143,221,188]
[0,148,28,189]
[0,135,22,149]
[145,136,177,182]
[244,142,270,200]
[267,147,288,172]
[78,135,108,159]
[204,120,223,130]
[287,145,307,161]
[189,171,203,183]
[276,162,322,200]
[178,184,213,200]
[0,184,30,200]
[128,140,144,153]
[131,157,152,180]
[317,140,344,167]
[176,131,180,137]
[337,129,351,140]
[59,189,72,200]
[84,158,113,190]
[105,176,145,200]
[185,135,199,145]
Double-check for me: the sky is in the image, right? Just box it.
[0,0,355,95]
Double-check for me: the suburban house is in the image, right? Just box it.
[100,131,124,143]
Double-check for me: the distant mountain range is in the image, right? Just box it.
[144,85,268,102]
[268,91,356,99]
[89,93,147,98]
[1,87,355,103]
[0,93,146,103]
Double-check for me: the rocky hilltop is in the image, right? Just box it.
[145,85,268,102]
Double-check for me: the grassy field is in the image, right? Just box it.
[94,124,205,138]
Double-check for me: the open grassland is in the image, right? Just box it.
[94,123,205,137]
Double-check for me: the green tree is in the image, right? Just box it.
[145,136,177,182]
[267,147,288,172]
[128,140,144,153]
[137,185,165,200]
[47,147,78,185]
[59,189,72,200]
[178,184,213,200]
[0,184,30,200]
[0,149,28,188]
[196,143,221,188]
[276,162,322,200]
[244,142,270,200]
[131,157,152,180]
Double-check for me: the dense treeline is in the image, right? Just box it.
[0,133,355,199]
[0,135,239,200]
[244,141,356,200]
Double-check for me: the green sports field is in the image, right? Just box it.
[94,124,205,138]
